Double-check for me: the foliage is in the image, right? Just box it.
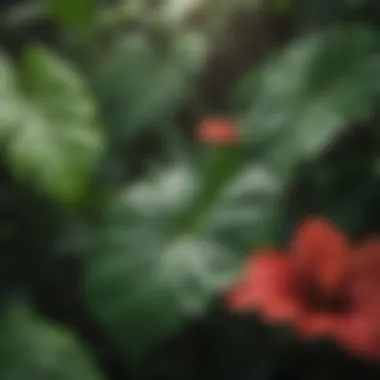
[1,0,380,379]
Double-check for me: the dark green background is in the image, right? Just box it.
[1,0,380,379]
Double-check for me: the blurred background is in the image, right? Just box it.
[1,0,380,379]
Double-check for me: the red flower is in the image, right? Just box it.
[196,117,239,145]
[225,218,380,361]
[334,240,380,360]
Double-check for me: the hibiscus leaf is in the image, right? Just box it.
[92,34,197,142]
[85,152,284,359]
[0,53,20,139]
[232,25,380,166]
[43,0,95,29]
[0,304,103,380]
[0,46,103,204]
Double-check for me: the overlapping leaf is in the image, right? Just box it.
[0,305,103,380]
[93,34,202,141]
[233,26,380,163]
[0,47,103,203]
[86,156,283,358]
[44,0,95,29]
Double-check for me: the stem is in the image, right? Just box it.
[174,145,244,234]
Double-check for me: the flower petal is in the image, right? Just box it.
[292,217,350,294]
[355,237,380,271]
[196,117,239,145]
[350,238,380,309]
[225,250,298,322]
[295,311,342,338]
[332,313,380,361]
[260,296,299,323]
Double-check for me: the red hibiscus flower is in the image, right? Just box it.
[196,117,239,145]
[225,218,380,361]
[334,239,380,360]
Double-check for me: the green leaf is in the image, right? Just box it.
[93,35,193,141]
[0,305,103,380]
[233,25,380,165]
[154,0,204,27]
[0,54,21,139]
[44,0,94,29]
[0,47,103,203]
[269,0,294,13]
[86,156,284,359]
